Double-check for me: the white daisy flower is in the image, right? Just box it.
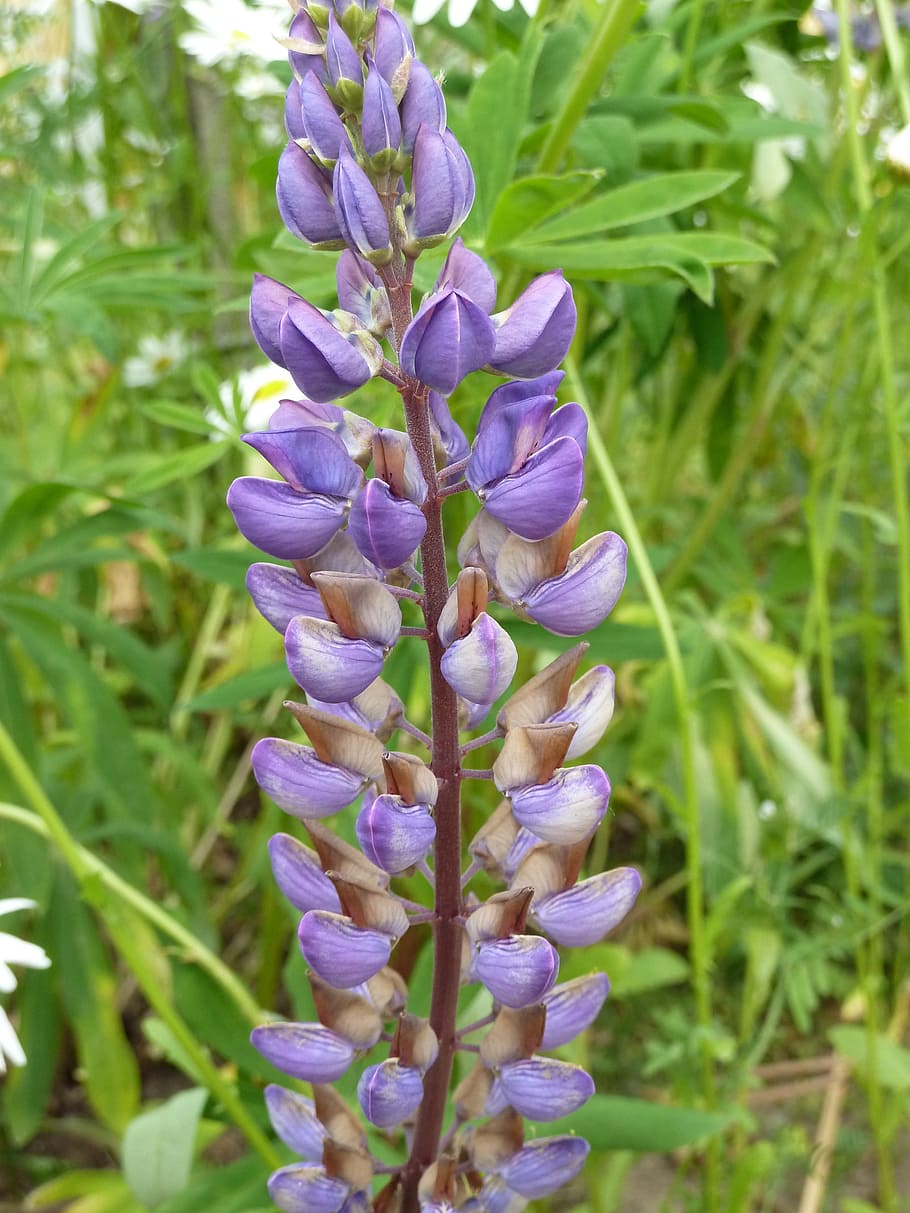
[179,0,288,69]
[123,331,193,387]
[885,124,910,180]
[0,899,51,1075]
[206,363,297,437]
[412,0,538,29]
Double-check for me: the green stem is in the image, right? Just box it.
[567,356,719,1209]
[678,0,709,94]
[535,0,643,173]
[873,0,910,125]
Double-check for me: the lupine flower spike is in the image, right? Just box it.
[229,4,640,1209]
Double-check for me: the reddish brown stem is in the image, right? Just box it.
[382,272,464,1213]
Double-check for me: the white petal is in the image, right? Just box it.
[0,899,38,917]
[448,0,478,25]
[0,1005,26,1069]
[412,0,446,22]
[0,933,51,972]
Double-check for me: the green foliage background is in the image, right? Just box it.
[1,0,909,1209]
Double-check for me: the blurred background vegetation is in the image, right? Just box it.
[1,0,909,1209]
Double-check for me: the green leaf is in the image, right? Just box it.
[0,590,174,711]
[539,1094,732,1151]
[559,944,689,997]
[140,400,218,437]
[25,1169,145,1211]
[154,1154,271,1213]
[171,547,250,589]
[50,878,141,1134]
[526,171,740,243]
[485,171,600,253]
[122,1088,208,1209]
[127,441,231,494]
[184,662,290,712]
[829,1027,910,1091]
[508,620,666,663]
[0,482,79,565]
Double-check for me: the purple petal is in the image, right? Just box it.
[227,478,347,560]
[279,298,381,403]
[435,238,497,313]
[268,833,343,914]
[300,71,352,164]
[286,10,325,81]
[325,13,363,88]
[356,795,436,873]
[348,479,427,569]
[362,62,402,159]
[407,125,474,247]
[284,78,306,143]
[246,563,329,634]
[400,288,495,396]
[480,436,584,541]
[268,1164,350,1213]
[499,1058,594,1122]
[473,935,559,1008]
[534,868,643,947]
[373,7,414,87]
[488,272,577,380]
[498,1136,590,1198]
[400,60,446,152]
[524,532,628,636]
[550,666,615,759]
[251,1022,355,1082]
[250,273,300,367]
[544,401,588,455]
[285,617,387,703]
[336,251,391,334]
[357,1059,424,1128]
[252,738,367,818]
[264,1085,326,1160]
[477,374,566,426]
[243,427,362,497]
[298,910,393,987]
[541,973,610,1050]
[429,391,470,464]
[333,148,392,261]
[466,394,556,490]
[440,613,517,704]
[277,142,343,246]
[510,765,610,845]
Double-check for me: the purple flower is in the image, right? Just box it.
[336,251,392,336]
[540,973,610,1049]
[400,287,495,395]
[498,1136,590,1198]
[533,868,643,947]
[435,238,497,313]
[400,60,446,152]
[279,299,383,403]
[252,1022,357,1082]
[404,126,475,253]
[277,142,343,247]
[298,911,397,988]
[488,272,577,380]
[439,613,517,705]
[300,72,353,164]
[252,738,371,820]
[357,1059,424,1127]
[227,428,362,560]
[356,792,436,873]
[264,1085,327,1160]
[246,563,328,633]
[495,1058,594,1122]
[348,479,427,569]
[250,273,301,367]
[472,935,559,1008]
[333,148,393,264]
[508,765,611,845]
[373,8,414,93]
[268,1165,351,1213]
[362,59,401,165]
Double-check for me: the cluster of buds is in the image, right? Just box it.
[228,3,641,1210]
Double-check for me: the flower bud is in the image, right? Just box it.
[400,287,494,396]
[440,613,518,705]
[252,1021,356,1082]
[310,972,384,1048]
[550,666,616,759]
[285,8,325,80]
[333,148,393,265]
[357,1059,424,1128]
[279,299,383,403]
[487,272,577,380]
[493,723,576,794]
[497,1058,594,1122]
[393,1012,439,1072]
[265,1086,326,1160]
[480,1005,546,1067]
[307,677,403,741]
[299,911,395,987]
[472,935,559,1008]
[362,59,402,167]
[277,142,344,247]
[373,8,414,98]
[325,13,364,108]
[498,1136,590,1199]
[533,867,642,946]
[400,60,446,152]
[269,833,343,913]
[356,794,436,873]
[247,563,328,633]
[540,973,610,1050]
[348,479,427,569]
[404,126,475,253]
[300,72,353,165]
[285,78,306,143]
[336,251,392,336]
[330,871,410,937]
